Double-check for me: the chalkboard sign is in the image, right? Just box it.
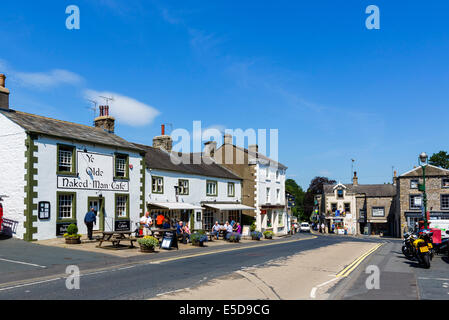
[115,220,131,231]
[57,222,75,236]
[160,231,178,250]
[38,202,51,220]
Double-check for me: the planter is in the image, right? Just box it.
[192,241,204,247]
[139,245,155,253]
[251,237,261,241]
[65,238,81,244]
[264,236,273,240]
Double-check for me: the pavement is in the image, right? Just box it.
[0,233,385,299]
[329,239,449,300]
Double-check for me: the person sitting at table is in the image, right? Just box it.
[224,221,233,240]
[233,222,241,234]
[176,221,190,243]
[162,218,171,229]
[156,213,165,228]
[211,221,221,240]
[140,211,153,236]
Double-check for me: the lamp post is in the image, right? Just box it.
[418,152,429,229]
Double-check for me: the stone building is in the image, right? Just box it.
[396,165,449,237]
[321,172,397,236]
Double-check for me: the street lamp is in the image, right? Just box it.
[418,152,429,229]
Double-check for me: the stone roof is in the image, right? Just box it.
[134,143,243,181]
[323,183,396,197]
[399,165,449,178]
[0,108,142,152]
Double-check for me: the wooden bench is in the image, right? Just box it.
[97,231,137,248]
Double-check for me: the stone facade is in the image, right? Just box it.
[397,165,449,237]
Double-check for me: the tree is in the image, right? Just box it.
[303,176,336,220]
[285,179,306,220]
[429,151,449,169]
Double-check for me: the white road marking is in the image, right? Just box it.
[0,258,46,268]
[0,278,61,292]
[310,277,339,299]
[418,277,449,281]
[156,289,186,296]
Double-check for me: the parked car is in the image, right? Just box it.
[300,222,311,233]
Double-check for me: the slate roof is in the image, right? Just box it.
[134,143,243,180]
[399,165,449,178]
[0,108,142,152]
[323,183,396,197]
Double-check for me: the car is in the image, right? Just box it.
[300,222,311,233]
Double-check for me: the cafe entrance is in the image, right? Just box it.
[87,197,104,231]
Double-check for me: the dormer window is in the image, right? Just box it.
[337,189,344,198]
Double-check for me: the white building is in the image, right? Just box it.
[134,133,253,232]
[213,135,289,235]
[0,77,145,241]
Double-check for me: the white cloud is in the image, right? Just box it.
[84,90,160,127]
[13,69,84,90]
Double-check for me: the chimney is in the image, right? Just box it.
[393,170,398,185]
[204,141,217,158]
[153,124,173,152]
[0,74,10,110]
[353,171,358,186]
[94,105,115,133]
[249,144,259,154]
[224,134,233,145]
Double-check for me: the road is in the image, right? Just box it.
[0,233,382,300]
[329,238,449,300]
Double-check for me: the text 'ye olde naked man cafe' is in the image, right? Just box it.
[0,91,145,241]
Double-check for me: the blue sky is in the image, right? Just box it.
[1,0,448,189]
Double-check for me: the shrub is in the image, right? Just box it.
[191,232,208,244]
[250,222,257,232]
[137,236,159,248]
[229,232,241,242]
[263,230,274,238]
[67,224,78,235]
[251,231,262,239]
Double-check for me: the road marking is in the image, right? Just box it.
[310,277,340,299]
[310,243,383,299]
[146,236,316,265]
[0,258,46,269]
[336,243,383,278]
[0,278,61,292]
[418,277,449,281]
[156,289,187,296]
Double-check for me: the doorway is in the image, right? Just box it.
[87,197,104,231]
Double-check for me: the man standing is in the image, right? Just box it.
[140,211,153,236]
[84,207,97,240]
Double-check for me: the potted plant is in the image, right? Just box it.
[229,232,241,243]
[251,231,263,241]
[64,224,81,244]
[250,222,257,232]
[191,232,208,247]
[137,236,159,253]
[263,230,274,239]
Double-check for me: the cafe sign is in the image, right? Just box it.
[57,151,129,192]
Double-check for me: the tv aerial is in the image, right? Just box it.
[87,99,98,117]
[99,96,115,106]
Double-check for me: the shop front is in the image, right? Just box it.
[201,202,255,232]
[147,202,203,230]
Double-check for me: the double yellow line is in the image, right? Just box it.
[336,243,383,278]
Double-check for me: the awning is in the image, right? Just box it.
[148,202,203,210]
[202,203,256,211]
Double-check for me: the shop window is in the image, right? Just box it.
[344,203,351,213]
[410,195,422,210]
[152,176,164,194]
[206,180,218,196]
[227,182,235,197]
[114,153,129,179]
[203,210,214,231]
[115,194,129,219]
[331,203,337,213]
[57,144,76,175]
[441,195,449,210]
[177,179,189,195]
[57,192,76,221]
[267,211,272,228]
[278,212,284,227]
[228,210,239,223]
[372,207,385,217]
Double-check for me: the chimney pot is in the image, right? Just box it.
[0,74,10,109]
[353,171,358,186]
[94,105,115,133]
[161,124,165,136]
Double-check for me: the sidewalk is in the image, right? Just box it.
[35,233,296,258]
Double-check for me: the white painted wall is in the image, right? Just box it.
[325,184,357,234]
[0,113,27,239]
[145,168,242,229]
[33,136,143,240]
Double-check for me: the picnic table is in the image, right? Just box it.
[97,231,137,248]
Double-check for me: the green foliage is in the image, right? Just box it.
[137,236,159,248]
[67,224,78,235]
[303,176,336,221]
[191,232,207,244]
[429,151,449,169]
[263,230,274,238]
[250,222,257,232]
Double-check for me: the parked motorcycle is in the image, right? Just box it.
[412,229,433,269]
[402,232,417,259]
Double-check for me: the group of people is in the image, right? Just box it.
[139,211,179,235]
[211,220,241,240]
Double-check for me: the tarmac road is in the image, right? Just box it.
[0,233,383,300]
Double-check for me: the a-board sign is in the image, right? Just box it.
[160,231,178,250]
[115,220,131,231]
[57,222,75,236]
